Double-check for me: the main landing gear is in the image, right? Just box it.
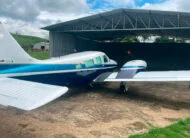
[120,82,129,93]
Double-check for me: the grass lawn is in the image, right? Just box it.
[129,118,190,138]
[27,51,50,60]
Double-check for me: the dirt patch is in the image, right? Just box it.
[0,82,190,138]
[54,134,77,138]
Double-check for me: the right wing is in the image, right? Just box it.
[102,71,190,82]
[0,78,68,111]
[94,60,190,82]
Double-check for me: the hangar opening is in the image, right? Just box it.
[43,8,190,70]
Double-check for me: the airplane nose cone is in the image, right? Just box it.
[110,59,117,65]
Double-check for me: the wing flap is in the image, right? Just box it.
[0,78,68,110]
[104,71,190,82]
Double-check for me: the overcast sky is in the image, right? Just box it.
[1,0,190,38]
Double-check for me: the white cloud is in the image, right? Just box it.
[0,0,90,38]
[0,0,39,21]
[176,0,190,11]
[1,17,49,38]
[38,11,90,23]
[140,0,190,12]
[38,0,89,13]
[0,0,89,21]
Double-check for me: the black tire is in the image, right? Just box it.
[120,82,127,93]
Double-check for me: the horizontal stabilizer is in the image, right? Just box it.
[0,78,68,110]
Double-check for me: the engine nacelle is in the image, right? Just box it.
[117,60,147,79]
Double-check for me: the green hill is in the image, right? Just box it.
[12,34,48,50]
[11,34,50,60]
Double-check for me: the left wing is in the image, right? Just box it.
[0,78,68,110]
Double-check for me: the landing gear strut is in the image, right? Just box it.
[120,82,128,93]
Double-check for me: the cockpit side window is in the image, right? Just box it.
[95,56,102,64]
[84,59,94,68]
[103,55,109,63]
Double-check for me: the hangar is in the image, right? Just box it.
[43,8,190,70]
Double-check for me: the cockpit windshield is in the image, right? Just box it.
[103,55,109,63]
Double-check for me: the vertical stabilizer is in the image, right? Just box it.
[0,24,36,63]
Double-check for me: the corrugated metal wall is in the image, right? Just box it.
[50,32,76,57]
[50,32,100,57]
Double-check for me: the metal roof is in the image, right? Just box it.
[43,8,190,40]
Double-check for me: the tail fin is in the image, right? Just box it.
[0,23,36,63]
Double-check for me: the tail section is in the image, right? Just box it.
[0,23,36,63]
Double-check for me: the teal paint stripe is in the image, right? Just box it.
[0,64,115,74]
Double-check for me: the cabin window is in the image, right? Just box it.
[103,55,109,63]
[76,64,82,69]
[84,59,94,68]
[95,56,102,64]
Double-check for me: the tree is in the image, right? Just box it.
[175,39,185,43]
[112,36,140,43]
[155,36,175,43]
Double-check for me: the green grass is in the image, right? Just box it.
[27,51,50,60]
[129,118,190,138]
[12,34,48,50]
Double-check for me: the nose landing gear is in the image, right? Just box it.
[120,82,128,93]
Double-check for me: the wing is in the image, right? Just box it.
[94,60,190,82]
[101,71,190,82]
[0,78,68,110]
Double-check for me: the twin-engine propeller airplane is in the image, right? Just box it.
[1,23,190,111]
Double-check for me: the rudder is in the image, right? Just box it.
[0,23,36,63]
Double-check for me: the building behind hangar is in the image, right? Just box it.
[33,42,49,51]
[43,8,190,70]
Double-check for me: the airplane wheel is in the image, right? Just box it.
[87,82,94,90]
[120,82,128,93]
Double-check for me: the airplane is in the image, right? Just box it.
[1,23,190,111]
